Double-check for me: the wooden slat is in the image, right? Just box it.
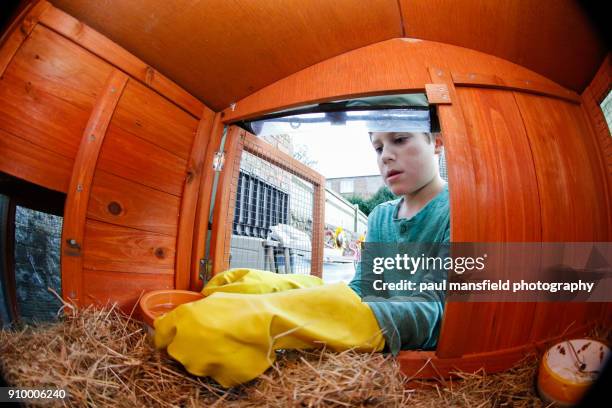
[83,220,175,274]
[310,183,325,278]
[87,170,180,236]
[398,321,598,380]
[38,2,205,118]
[451,71,581,104]
[427,67,478,359]
[61,69,127,304]
[0,0,50,77]
[222,38,581,123]
[191,113,224,290]
[111,80,199,160]
[97,123,188,196]
[210,126,244,275]
[7,25,114,112]
[242,132,324,186]
[514,94,608,242]
[82,269,173,313]
[0,128,72,193]
[175,109,216,289]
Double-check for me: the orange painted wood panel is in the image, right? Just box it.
[0,128,72,193]
[7,25,113,112]
[0,74,87,158]
[175,109,216,289]
[398,320,597,379]
[223,39,578,123]
[97,123,188,196]
[88,169,180,237]
[37,2,205,118]
[82,269,173,312]
[0,25,113,162]
[452,71,580,104]
[455,87,541,242]
[514,94,608,242]
[0,0,50,77]
[83,219,175,275]
[428,67,477,359]
[51,0,401,111]
[513,93,609,344]
[111,80,199,160]
[61,69,127,303]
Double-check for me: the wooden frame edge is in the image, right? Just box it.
[61,69,128,305]
[451,71,581,104]
[175,109,216,289]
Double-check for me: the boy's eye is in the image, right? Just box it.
[374,146,383,154]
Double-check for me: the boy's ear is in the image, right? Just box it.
[433,133,443,154]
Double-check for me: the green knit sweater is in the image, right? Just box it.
[348,186,450,355]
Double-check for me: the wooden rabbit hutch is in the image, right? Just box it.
[0,0,610,381]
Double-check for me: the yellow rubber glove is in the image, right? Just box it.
[202,268,323,296]
[154,283,384,387]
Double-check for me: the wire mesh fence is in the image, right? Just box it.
[220,131,322,276]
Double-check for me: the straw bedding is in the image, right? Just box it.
[0,302,603,407]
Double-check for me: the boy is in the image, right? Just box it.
[349,131,449,355]
[154,131,449,387]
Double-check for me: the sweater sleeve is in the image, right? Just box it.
[365,221,450,355]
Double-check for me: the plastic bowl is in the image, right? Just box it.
[139,289,204,329]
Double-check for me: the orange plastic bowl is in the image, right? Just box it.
[139,289,204,329]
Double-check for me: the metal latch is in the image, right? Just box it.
[212,151,225,171]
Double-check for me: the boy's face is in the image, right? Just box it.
[370,132,442,195]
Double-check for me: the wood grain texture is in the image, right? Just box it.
[175,109,216,289]
[87,169,180,236]
[0,0,50,77]
[61,69,127,304]
[222,39,578,123]
[51,0,401,111]
[96,123,188,197]
[191,113,224,290]
[428,67,477,359]
[111,80,199,160]
[83,219,175,274]
[82,269,173,313]
[0,127,72,193]
[400,0,606,93]
[398,321,597,380]
[447,87,542,354]
[0,25,113,162]
[452,71,581,104]
[38,2,205,117]
[310,183,325,278]
[514,94,608,242]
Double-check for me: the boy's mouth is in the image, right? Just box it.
[385,170,403,181]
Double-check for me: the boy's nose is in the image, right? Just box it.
[380,146,395,163]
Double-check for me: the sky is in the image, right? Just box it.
[262,122,382,179]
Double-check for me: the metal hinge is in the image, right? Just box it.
[212,151,225,171]
[199,258,212,284]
